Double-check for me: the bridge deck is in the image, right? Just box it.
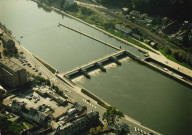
[59,50,126,77]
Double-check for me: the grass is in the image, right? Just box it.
[0,116,26,134]
[159,48,192,70]
[35,56,56,74]
[65,5,155,53]
[23,121,34,129]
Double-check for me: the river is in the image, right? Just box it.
[0,0,191,135]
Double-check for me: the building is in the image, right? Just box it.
[130,10,140,18]
[73,102,87,115]
[121,8,130,14]
[0,85,6,94]
[161,17,170,25]
[21,127,53,135]
[0,32,10,44]
[64,0,75,7]
[55,111,100,135]
[115,24,132,36]
[11,100,50,124]
[140,13,148,20]
[132,33,141,41]
[150,42,157,48]
[66,108,76,116]
[0,58,27,88]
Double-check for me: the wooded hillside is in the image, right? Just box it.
[96,0,192,22]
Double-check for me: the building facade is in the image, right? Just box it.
[0,59,27,88]
[55,111,100,135]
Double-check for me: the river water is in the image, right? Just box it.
[0,0,191,135]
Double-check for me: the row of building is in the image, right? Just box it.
[2,96,99,135]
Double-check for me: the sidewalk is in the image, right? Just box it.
[149,52,192,78]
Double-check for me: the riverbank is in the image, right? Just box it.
[31,0,154,53]
[75,0,192,70]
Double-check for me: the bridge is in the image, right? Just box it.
[57,50,130,79]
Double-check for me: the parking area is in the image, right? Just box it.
[10,57,45,78]
[3,85,73,120]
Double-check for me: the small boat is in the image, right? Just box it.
[20,36,23,38]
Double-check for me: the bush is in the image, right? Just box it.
[165,47,171,55]
[0,116,24,134]
[3,48,8,56]
[52,85,63,95]
[81,7,94,15]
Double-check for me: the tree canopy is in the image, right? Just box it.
[0,116,23,134]
[97,0,192,22]
[103,106,124,125]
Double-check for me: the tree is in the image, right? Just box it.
[12,47,18,54]
[3,48,8,56]
[6,39,15,50]
[165,47,171,55]
[19,51,24,55]
[96,126,102,134]
[103,123,110,132]
[89,128,96,135]
[119,124,130,135]
[0,116,23,134]
[103,106,124,125]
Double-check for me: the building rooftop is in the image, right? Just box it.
[0,58,23,74]
[3,87,73,120]
[59,111,99,130]
[115,24,132,34]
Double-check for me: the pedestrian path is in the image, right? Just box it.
[82,98,97,109]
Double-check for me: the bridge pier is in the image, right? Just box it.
[95,62,106,72]
[79,68,90,79]
[110,56,121,65]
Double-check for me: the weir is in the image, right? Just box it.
[58,50,128,79]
